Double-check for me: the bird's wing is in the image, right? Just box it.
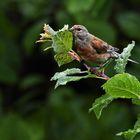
[91,36,119,53]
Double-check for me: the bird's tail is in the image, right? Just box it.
[128,59,139,64]
[111,51,138,64]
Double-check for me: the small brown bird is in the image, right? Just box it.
[69,25,137,79]
[69,25,119,78]
[69,25,119,64]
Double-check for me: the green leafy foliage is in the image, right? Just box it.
[43,24,140,140]
[89,73,140,140]
[89,73,140,121]
[51,68,99,89]
[103,73,140,99]
[54,53,73,67]
[114,41,135,73]
[52,30,74,66]
[47,87,131,140]
[89,94,114,119]
[37,24,74,66]
[117,115,140,140]
[52,30,73,53]
[1,1,140,140]
[37,22,139,140]
[51,68,87,89]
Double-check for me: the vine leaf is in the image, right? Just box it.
[102,73,140,99]
[89,94,114,119]
[114,41,135,73]
[117,115,140,140]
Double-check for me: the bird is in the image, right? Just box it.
[69,25,137,79]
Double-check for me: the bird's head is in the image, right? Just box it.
[69,25,88,40]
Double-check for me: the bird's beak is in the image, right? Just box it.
[69,27,73,32]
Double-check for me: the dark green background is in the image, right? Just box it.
[0,0,140,139]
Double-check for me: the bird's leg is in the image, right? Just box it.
[95,68,109,80]
[99,59,113,70]
[98,69,110,80]
[93,59,112,79]
[68,51,109,79]
[83,63,99,72]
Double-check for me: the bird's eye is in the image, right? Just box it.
[77,28,81,31]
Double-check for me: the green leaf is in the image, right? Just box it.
[114,41,135,73]
[51,68,96,89]
[51,29,74,66]
[52,30,73,53]
[51,68,82,80]
[54,53,73,67]
[51,68,86,89]
[37,24,74,66]
[117,115,140,140]
[103,73,140,99]
[89,94,114,119]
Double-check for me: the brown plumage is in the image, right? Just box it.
[69,25,119,64]
[69,25,138,79]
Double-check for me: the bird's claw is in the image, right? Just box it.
[94,70,110,80]
[83,63,109,80]
[98,72,110,80]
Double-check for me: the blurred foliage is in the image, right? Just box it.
[0,0,140,140]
